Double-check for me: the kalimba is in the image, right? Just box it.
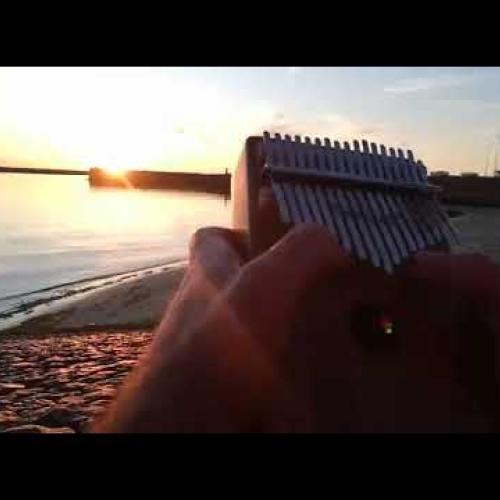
[233,132,459,273]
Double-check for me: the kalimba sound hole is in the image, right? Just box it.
[351,306,397,352]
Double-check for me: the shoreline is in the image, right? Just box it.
[1,263,186,337]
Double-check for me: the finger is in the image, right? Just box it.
[155,227,247,344]
[188,227,246,291]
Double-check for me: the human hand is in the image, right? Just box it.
[93,224,500,433]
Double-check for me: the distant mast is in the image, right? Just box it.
[485,134,500,177]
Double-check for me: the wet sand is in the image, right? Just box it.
[448,204,500,262]
[3,265,186,336]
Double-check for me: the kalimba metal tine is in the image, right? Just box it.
[262,132,291,224]
[395,148,438,247]
[312,138,343,245]
[384,145,421,251]
[374,142,407,264]
[330,140,366,260]
[284,134,312,223]
[353,139,393,272]
[334,141,369,261]
[322,139,353,254]
[381,145,423,251]
[301,136,328,230]
[280,134,300,222]
[361,140,401,268]
[276,134,303,224]
[370,142,411,260]
[368,144,407,264]
[344,141,382,268]
[416,159,459,246]
[396,148,436,247]
[399,148,443,245]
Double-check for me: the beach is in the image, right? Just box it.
[1,204,500,432]
[0,263,188,433]
[0,330,153,432]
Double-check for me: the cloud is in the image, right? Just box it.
[383,73,479,94]
[260,112,384,143]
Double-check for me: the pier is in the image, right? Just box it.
[0,166,87,175]
[88,168,231,196]
[0,166,232,196]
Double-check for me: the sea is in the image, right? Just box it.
[0,173,232,330]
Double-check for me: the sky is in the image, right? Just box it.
[0,66,499,175]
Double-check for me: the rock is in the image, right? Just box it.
[48,362,65,368]
[90,399,110,409]
[23,376,46,388]
[81,374,106,383]
[83,389,115,403]
[91,370,117,380]
[64,382,88,391]
[96,386,116,398]
[0,411,21,428]
[34,392,58,399]
[43,393,65,400]
[10,361,36,369]
[84,405,106,419]
[3,425,75,434]
[59,395,84,406]
[34,406,81,429]
[118,360,137,366]
[44,356,65,363]
[12,389,34,398]
[0,383,25,395]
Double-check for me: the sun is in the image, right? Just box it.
[103,165,127,177]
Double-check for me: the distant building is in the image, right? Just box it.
[430,170,450,176]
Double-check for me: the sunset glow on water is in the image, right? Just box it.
[0,174,231,300]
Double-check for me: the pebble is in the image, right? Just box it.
[0,411,21,429]
[0,383,25,395]
[0,330,152,433]
[24,376,46,387]
[10,361,36,369]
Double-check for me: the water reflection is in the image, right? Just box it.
[0,173,231,298]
